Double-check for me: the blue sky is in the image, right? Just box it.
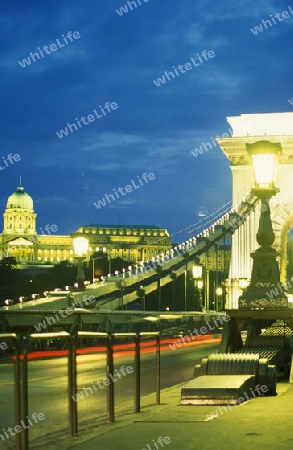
[1,0,293,241]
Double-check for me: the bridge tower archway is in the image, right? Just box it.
[217,112,293,308]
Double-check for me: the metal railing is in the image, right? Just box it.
[21,332,73,450]
[71,331,111,429]
[0,333,21,450]
[1,331,161,450]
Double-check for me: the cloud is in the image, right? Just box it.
[82,132,148,151]
[196,0,277,22]
[109,198,137,208]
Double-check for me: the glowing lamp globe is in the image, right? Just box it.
[246,140,281,190]
[197,279,203,289]
[73,237,89,256]
[192,265,203,278]
[216,287,223,296]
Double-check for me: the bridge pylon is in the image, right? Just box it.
[217,112,293,309]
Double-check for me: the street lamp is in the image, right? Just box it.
[197,279,204,311]
[215,286,223,311]
[137,285,146,310]
[192,264,203,278]
[156,264,163,311]
[192,263,203,311]
[183,252,190,311]
[239,140,287,309]
[73,237,89,288]
[92,252,111,281]
[119,279,126,309]
[170,271,177,311]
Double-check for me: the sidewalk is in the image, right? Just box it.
[36,380,293,450]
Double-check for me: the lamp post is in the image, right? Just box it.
[215,286,223,312]
[183,252,190,311]
[197,279,204,310]
[92,254,112,281]
[156,264,163,311]
[119,279,126,309]
[73,237,89,288]
[239,140,287,309]
[192,263,203,311]
[170,271,177,311]
[137,285,146,310]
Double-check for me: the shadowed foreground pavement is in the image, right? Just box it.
[28,381,293,450]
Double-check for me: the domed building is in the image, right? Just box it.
[0,183,171,266]
[1,183,38,261]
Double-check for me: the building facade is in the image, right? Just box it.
[0,184,171,265]
[204,244,231,273]
[72,224,171,263]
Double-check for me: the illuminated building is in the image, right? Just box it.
[0,183,171,264]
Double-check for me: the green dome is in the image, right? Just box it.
[6,186,34,210]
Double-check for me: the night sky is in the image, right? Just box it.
[1,0,293,240]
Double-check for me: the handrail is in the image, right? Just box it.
[0,333,21,450]
[13,330,161,449]
[21,332,72,450]
[73,331,111,426]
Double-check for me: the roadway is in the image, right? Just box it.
[0,340,220,449]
